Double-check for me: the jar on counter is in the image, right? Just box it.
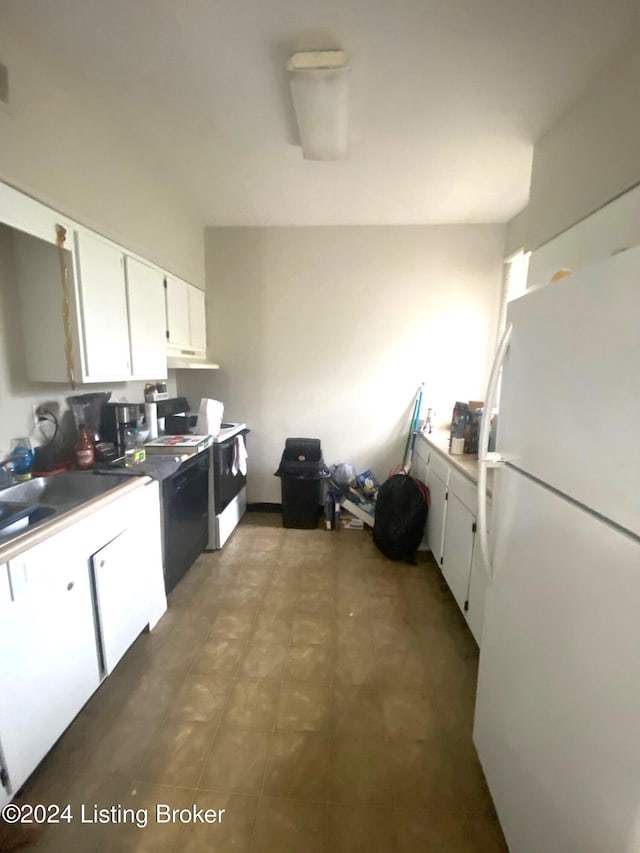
[74,424,95,470]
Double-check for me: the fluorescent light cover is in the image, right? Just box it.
[287,50,349,160]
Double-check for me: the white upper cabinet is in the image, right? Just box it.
[75,231,131,379]
[165,275,191,348]
[188,285,207,352]
[125,256,168,380]
[2,179,210,383]
[166,275,207,354]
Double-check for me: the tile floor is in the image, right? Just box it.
[4,512,507,852]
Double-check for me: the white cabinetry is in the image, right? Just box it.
[75,231,131,378]
[0,481,166,801]
[425,451,450,565]
[166,275,207,355]
[441,491,476,613]
[166,275,191,348]
[125,256,168,380]
[0,531,101,799]
[415,435,492,645]
[1,180,187,384]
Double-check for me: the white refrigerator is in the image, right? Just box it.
[474,246,640,853]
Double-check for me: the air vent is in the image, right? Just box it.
[0,62,8,107]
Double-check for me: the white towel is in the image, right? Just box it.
[232,435,248,476]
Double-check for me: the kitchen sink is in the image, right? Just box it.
[0,471,126,509]
[0,472,129,543]
[0,505,58,538]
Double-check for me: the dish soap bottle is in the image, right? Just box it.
[74,424,95,470]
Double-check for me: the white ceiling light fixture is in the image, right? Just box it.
[286,49,350,161]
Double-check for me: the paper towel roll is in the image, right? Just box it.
[451,436,465,455]
[144,402,158,439]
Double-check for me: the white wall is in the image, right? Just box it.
[526,36,640,251]
[178,225,505,503]
[505,207,529,258]
[0,29,204,286]
[0,228,176,459]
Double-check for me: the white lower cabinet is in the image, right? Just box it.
[0,482,166,801]
[426,470,448,564]
[0,532,101,801]
[92,528,148,675]
[417,435,492,645]
[441,492,476,613]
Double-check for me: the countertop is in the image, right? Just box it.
[417,429,494,497]
[0,475,151,564]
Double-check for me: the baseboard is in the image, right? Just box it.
[247,502,282,513]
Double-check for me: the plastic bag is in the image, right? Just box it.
[373,473,429,564]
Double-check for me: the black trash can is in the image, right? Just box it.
[275,438,328,529]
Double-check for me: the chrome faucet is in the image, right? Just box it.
[0,453,19,487]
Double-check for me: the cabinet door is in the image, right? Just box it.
[441,493,476,613]
[426,471,447,564]
[92,527,149,675]
[188,285,207,352]
[75,231,131,378]
[0,544,100,796]
[125,257,168,379]
[411,443,429,549]
[166,276,191,347]
[467,499,491,645]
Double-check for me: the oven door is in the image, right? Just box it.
[213,431,248,514]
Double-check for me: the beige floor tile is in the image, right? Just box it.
[284,643,332,683]
[291,613,334,646]
[375,647,431,688]
[275,682,331,732]
[222,679,281,730]
[390,737,476,812]
[329,739,394,805]
[180,791,258,853]
[209,610,256,641]
[134,718,217,787]
[168,673,232,723]
[331,684,387,738]
[251,612,293,645]
[200,728,269,794]
[295,587,335,614]
[7,512,507,853]
[262,731,330,800]
[334,644,378,685]
[238,641,288,680]
[335,613,374,647]
[381,687,447,740]
[252,797,327,853]
[103,782,195,852]
[192,637,246,677]
[328,804,400,853]
[395,807,467,852]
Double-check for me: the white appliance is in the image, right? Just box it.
[208,422,249,550]
[474,247,640,853]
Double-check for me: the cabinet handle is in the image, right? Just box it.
[99,560,105,568]
[66,581,74,591]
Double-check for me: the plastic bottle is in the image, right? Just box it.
[74,424,95,470]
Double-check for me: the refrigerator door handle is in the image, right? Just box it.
[478,323,512,580]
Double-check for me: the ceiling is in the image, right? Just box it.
[2,0,639,226]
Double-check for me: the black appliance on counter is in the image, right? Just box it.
[100,402,144,455]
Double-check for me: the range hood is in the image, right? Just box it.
[167,355,220,370]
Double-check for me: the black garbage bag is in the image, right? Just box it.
[373,473,429,564]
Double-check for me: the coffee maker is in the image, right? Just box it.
[101,403,144,456]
